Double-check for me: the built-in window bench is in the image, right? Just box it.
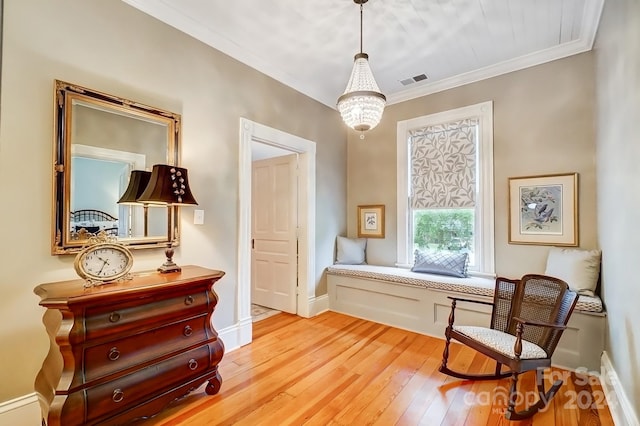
[326,264,606,371]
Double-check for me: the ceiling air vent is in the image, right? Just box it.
[400,73,428,86]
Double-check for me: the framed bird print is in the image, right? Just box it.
[357,204,385,238]
[508,173,578,246]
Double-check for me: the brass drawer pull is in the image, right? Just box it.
[183,325,193,337]
[188,359,198,371]
[112,389,124,403]
[184,295,195,306]
[109,312,121,323]
[108,347,121,361]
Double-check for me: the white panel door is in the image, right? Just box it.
[251,154,297,313]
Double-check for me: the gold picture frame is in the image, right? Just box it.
[508,172,578,246]
[357,205,385,238]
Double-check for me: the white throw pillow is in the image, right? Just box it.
[335,236,367,265]
[545,247,601,296]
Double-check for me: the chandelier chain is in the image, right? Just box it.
[360,2,363,54]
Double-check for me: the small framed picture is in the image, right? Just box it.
[508,173,578,246]
[357,204,385,238]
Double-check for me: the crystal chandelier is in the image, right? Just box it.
[337,0,386,133]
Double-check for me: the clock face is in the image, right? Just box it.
[74,243,133,283]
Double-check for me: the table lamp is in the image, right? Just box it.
[137,164,198,273]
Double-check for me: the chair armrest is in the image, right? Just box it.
[445,297,493,331]
[512,316,567,330]
[447,296,494,307]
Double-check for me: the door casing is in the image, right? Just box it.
[238,118,316,345]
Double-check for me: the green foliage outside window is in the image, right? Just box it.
[413,209,474,252]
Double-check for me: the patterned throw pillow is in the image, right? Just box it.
[411,250,469,278]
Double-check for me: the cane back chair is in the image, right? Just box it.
[439,274,578,420]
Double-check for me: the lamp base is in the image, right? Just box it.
[158,261,181,274]
[157,244,181,274]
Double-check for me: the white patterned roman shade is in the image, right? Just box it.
[409,118,478,209]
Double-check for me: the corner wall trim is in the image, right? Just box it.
[308,294,329,317]
[601,351,640,426]
[217,317,252,353]
[0,393,40,426]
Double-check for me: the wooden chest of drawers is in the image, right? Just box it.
[34,265,225,426]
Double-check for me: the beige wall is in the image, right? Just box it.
[347,52,597,277]
[0,0,346,401]
[594,0,640,416]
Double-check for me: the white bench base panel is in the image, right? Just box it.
[327,271,606,372]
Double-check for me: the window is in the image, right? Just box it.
[396,102,494,277]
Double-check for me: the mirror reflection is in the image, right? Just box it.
[52,80,181,254]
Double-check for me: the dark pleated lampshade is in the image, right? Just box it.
[117,170,152,204]
[136,164,198,205]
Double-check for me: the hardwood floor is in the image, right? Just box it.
[144,312,614,425]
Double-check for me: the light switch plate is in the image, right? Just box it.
[194,209,205,225]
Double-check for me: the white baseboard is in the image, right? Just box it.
[218,297,327,354]
[0,393,40,426]
[309,294,329,317]
[218,316,252,352]
[601,351,640,426]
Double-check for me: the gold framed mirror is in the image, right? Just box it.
[52,80,181,254]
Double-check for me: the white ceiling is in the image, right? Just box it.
[123,0,604,108]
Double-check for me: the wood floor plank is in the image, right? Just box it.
[530,370,557,426]
[441,351,493,425]
[590,379,615,426]
[554,369,581,426]
[370,339,442,425]
[418,343,480,425]
[456,355,495,425]
[393,344,467,423]
[261,367,360,425]
[314,331,418,423]
[142,312,615,426]
[355,335,439,424]
[332,333,431,424]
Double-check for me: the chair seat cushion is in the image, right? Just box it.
[453,326,548,359]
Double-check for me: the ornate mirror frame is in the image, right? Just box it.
[52,80,181,254]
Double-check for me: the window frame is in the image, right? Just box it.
[396,101,495,277]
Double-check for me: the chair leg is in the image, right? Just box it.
[494,362,502,376]
[504,369,563,420]
[439,300,456,372]
[506,371,520,419]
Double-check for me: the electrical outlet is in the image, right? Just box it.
[194,209,205,225]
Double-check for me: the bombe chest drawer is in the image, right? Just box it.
[34,265,225,426]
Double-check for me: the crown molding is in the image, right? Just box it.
[122,0,604,109]
[387,0,605,105]
[121,0,333,106]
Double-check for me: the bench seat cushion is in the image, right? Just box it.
[326,264,603,313]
